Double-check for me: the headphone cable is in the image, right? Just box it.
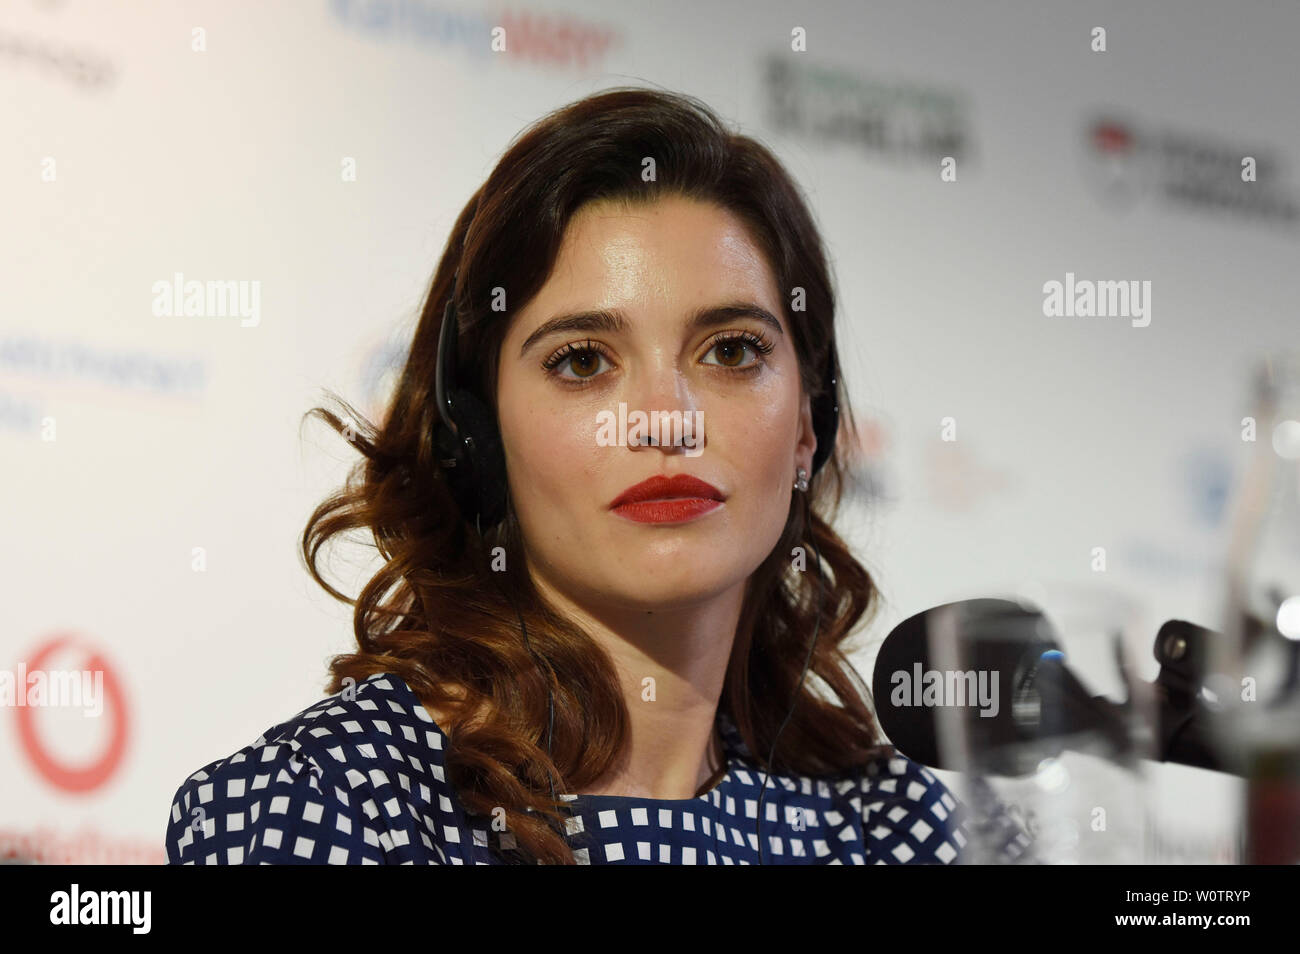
[756,489,824,865]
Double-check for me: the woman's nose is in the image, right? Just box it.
[623,367,705,454]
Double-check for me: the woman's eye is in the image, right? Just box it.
[701,335,767,369]
[546,346,611,380]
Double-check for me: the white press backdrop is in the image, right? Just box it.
[3,0,1296,863]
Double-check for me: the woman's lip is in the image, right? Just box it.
[611,498,723,524]
[609,474,725,508]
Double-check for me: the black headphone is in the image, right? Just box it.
[434,264,839,865]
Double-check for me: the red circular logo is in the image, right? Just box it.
[14,635,129,792]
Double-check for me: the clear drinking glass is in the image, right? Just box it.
[925,580,1155,863]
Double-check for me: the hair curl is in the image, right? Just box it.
[300,86,890,864]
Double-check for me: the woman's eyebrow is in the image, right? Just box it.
[518,302,783,358]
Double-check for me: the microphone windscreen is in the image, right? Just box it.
[872,598,1064,773]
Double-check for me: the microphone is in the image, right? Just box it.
[871,599,1238,776]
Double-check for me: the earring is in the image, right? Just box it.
[793,467,809,492]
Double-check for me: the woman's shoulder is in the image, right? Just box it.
[164,672,452,864]
[168,671,450,794]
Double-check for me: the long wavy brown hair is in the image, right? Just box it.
[300,86,890,865]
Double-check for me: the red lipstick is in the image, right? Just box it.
[609,474,725,524]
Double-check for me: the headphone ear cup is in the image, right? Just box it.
[810,355,840,477]
[439,387,507,528]
[810,399,836,477]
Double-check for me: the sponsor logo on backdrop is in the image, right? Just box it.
[1117,445,1234,580]
[8,635,129,793]
[1082,114,1300,228]
[763,54,974,165]
[0,334,206,436]
[1081,119,1154,206]
[329,0,619,68]
[0,334,207,403]
[1181,446,1233,529]
[0,826,163,864]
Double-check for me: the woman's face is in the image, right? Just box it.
[496,194,817,614]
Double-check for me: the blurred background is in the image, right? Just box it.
[2,0,1297,863]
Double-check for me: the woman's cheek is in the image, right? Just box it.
[523,411,600,503]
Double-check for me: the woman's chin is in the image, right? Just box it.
[597,573,741,611]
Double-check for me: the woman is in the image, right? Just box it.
[165,87,1022,865]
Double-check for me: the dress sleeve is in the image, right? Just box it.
[858,754,1037,864]
[165,736,386,865]
[859,753,969,863]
